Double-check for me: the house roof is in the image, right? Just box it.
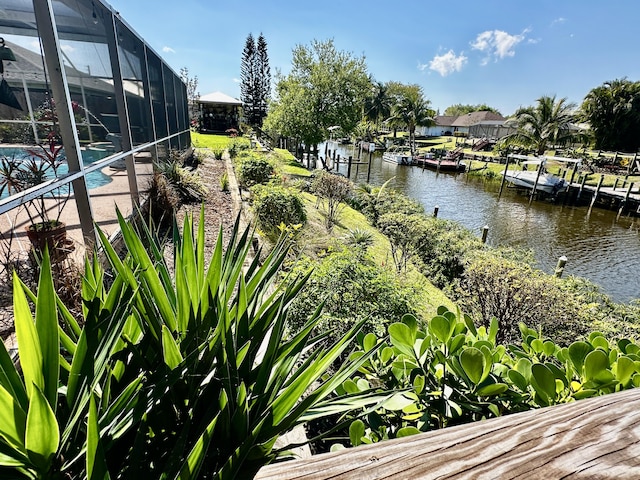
[198,92,242,105]
[451,111,504,127]
[433,115,458,127]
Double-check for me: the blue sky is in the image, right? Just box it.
[108,0,640,116]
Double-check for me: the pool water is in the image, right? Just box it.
[0,146,113,199]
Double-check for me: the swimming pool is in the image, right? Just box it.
[0,145,113,199]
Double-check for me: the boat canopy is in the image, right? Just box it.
[507,154,582,168]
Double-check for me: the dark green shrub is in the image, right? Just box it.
[411,217,481,289]
[354,184,424,224]
[235,153,275,187]
[251,184,306,235]
[286,247,422,343]
[454,253,589,345]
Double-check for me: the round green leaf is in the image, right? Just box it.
[584,349,609,382]
[542,341,556,357]
[396,426,421,438]
[616,356,636,386]
[349,420,365,447]
[591,336,609,351]
[389,323,415,351]
[568,341,593,374]
[531,363,557,403]
[508,370,528,391]
[477,383,508,397]
[429,315,452,344]
[363,333,377,352]
[459,347,486,385]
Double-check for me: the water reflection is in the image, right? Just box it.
[322,145,640,303]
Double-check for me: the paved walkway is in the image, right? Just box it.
[0,160,153,263]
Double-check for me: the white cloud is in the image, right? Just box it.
[232,78,240,83]
[423,50,468,77]
[551,17,566,27]
[471,29,529,64]
[162,46,176,54]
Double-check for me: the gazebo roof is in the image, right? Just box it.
[198,92,242,105]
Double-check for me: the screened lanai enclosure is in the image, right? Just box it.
[0,0,189,259]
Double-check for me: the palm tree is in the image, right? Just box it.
[364,81,393,128]
[389,87,435,155]
[580,78,640,152]
[504,95,579,156]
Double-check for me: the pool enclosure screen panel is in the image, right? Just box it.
[0,0,190,241]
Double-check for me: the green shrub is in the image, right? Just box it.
[251,184,306,235]
[228,137,251,158]
[286,247,422,344]
[454,253,589,345]
[235,153,275,187]
[311,171,353,229]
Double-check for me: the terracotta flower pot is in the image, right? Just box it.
[25,221,73,259]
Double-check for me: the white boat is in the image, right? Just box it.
[383,147,413,165]
[504,156,575,195]
[504,169,568,194]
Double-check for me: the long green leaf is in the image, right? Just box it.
[176,414,219,480]
[34,250,59,409]
[25,385,58,473]
[87,394,111,480]
[13,272,43,402]
[162,326,184,369]
[0,384,26,450]
[0,333,27,411]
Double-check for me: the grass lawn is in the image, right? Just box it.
[191,131,231,150]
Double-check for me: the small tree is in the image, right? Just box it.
[311,170,353,230]
[179,67,199,126]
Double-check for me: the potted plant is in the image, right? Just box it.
[0,131,74,259]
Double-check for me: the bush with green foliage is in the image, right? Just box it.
[153,151,208,202]
[311,171,353,229]
[235,152,275,187]
[455,254,590,345]
[326,307,640,449]
[228,137,251,158]
[0,210,392,479]
[411,217,482,290]
[251,184,306,236]
[286,247,422,343]
[355,184,424,225]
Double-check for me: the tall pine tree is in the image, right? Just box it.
[240,33,256,126]
[240,33,271,128]
[255,33,271,127]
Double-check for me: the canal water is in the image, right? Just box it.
[321,144,640,304]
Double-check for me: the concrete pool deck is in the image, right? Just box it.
[0,159,154,262]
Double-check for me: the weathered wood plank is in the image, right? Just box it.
[256,388,640,479]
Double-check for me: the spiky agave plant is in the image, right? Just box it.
[0,208,386,479]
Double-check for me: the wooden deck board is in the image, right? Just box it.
[256,388,640,479]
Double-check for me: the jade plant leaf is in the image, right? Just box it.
[531,363,557,404]
[568,341,593,374]
[459,347,486,385]
[429,315,453,345]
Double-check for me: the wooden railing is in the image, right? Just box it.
[256,388,640,479]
